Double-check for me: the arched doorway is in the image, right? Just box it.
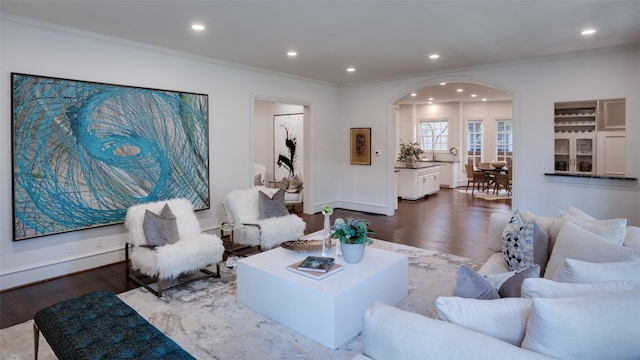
[386,76,518,213]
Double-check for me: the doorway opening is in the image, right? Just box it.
[388,78,516,213]
[252,97,311,214]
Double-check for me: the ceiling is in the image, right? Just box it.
[2,1,640,102]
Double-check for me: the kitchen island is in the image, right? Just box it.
[396,163,440,200]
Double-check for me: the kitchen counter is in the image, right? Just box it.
[395,162,441,170]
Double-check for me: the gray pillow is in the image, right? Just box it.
[287,174,303,192]
[498,265,540,298]
[453,264,500,300]
[453,264,540,299]
[279,177,290,191]
[258,189,289,219]
[142,203,179,247]
[254,173,262,186]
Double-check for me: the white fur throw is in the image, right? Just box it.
[125,198,224,279]
[223,187,306,248]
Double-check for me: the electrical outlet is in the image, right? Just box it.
[97,239,103,248]
[66,243,76,254]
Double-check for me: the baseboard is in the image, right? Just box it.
[0,247,124,291]
[330,201,390,216]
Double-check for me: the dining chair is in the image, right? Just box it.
[494,167,512,195]
[465,164,490,195]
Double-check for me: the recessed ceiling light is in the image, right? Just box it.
[429,54,440,59]
[411,93,417,97]
[287,51,298,57]
[191,24,205,31]
[482,98,488,102]
[440,82,447,86]
[471,94,477,98]
[347,67,356,72]
[581,28,596,35]
[456,89,464,93]
[428,97,434,101]
[428,101,433,104]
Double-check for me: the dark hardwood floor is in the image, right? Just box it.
[0,188,510,329]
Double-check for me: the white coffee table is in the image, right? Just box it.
[236,245,408,349]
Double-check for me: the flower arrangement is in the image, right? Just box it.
[331,216,373,245]
[397,141,424,161]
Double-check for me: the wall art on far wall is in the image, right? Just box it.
[350,127,371,165]
[274,113,303,180]
[11,73,210,241]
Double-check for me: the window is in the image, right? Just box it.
[419,120,448,151]
[496,119,513,167]
[467,120,483,168]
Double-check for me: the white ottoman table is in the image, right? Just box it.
[236,246,408,349]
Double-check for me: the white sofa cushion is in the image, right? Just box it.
[435,296,532,346]
[487,212,512,252]
[478,252,510,275]
[624,226,640,250]
[552,258,640,283]
[362,302,552,360]
[544,220,640,279]
[521,289,640,360]
[522,277,640,298]
[523,210,555,234]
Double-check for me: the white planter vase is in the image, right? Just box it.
[341,243,366,264]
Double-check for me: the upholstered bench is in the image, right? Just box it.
[33,290,194,360]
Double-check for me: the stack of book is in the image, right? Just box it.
[287,256,343,280]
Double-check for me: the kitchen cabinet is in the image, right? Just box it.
[554,134,595,174]
[596,131,626,176]
[436,162,460,188]
[597,98,625,131]
[554,101,596,175]
[397,166,440,200]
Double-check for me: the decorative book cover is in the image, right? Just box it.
[297,256,335,273]
[287,261,343,280]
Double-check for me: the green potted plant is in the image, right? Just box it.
[331,216,373,263]
[397,141,424,168]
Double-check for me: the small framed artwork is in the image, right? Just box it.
[350,127,371,165]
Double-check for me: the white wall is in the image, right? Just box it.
[338,49,640,224]
[0,16,339,290]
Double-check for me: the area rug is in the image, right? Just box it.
[457,188,511,200]
[0,240,480,360]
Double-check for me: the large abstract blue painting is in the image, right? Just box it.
[11,73,210,241]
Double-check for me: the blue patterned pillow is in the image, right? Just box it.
[501,211,549,273]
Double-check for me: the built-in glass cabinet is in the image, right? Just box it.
[553,99,625,176]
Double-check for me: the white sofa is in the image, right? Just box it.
[355,209,640,360]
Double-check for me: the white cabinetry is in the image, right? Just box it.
[554,134,595,174]
[397,166,440,200]
[437,162,460,188]
[554,101,596,175]
[596,131,626,176]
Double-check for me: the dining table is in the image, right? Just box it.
[477,166,508,193]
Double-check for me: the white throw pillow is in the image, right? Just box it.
[549,213,627,247]
[521,289,640,360]
[544,220,640,279]
[624,226,640,250]
[521,277,640,298]
[551,258,640,283]
[523,210,554,234]
[435,296,532,346]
